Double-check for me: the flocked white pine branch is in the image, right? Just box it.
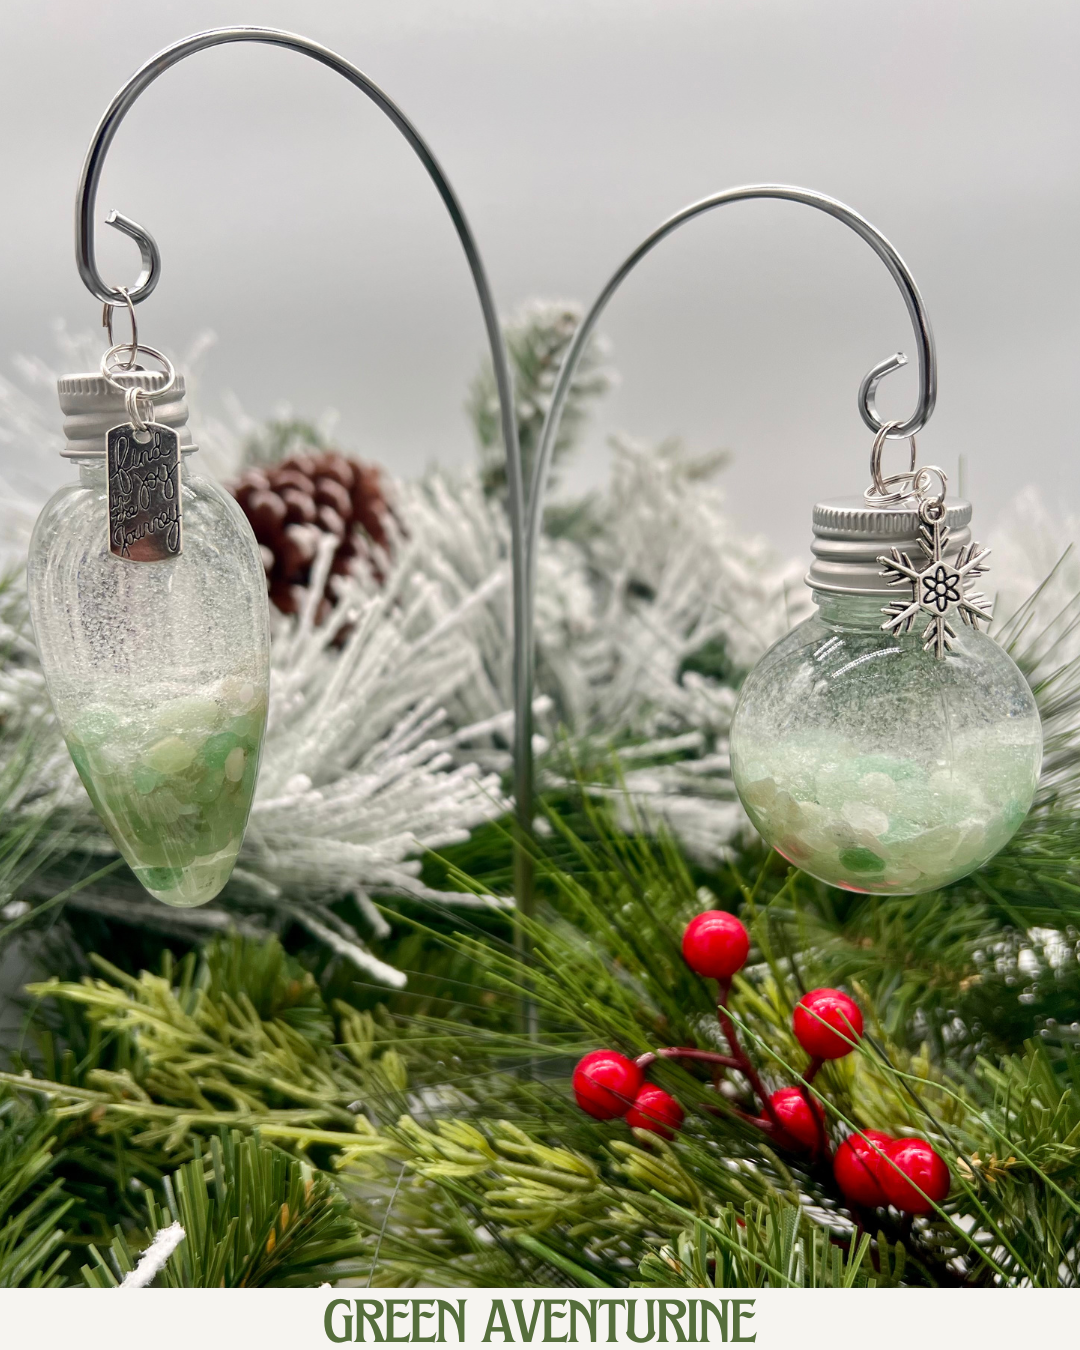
[118,1221,186,1289]
[0,319,808,942]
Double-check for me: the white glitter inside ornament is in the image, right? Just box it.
[27,370,270,908]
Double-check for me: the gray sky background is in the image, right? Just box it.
[0,0,1077,561]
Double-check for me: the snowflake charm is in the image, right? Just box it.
[877,509,993,658]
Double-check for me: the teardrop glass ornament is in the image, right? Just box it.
[27,369,270,907]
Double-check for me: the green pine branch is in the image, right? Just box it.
[0,1092,72,1287]
[467,300,615,498]
[82,1130,367,1288]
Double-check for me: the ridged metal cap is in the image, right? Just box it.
[57,369,196,458]
[806,495,973,596]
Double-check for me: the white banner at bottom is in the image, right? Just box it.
[0,1286,1070,1347]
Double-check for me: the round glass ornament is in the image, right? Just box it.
[27,369,271,907]
[730,495,1041,894]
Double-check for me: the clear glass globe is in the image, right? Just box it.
[730,591,1042,894]
[27,457,271,907]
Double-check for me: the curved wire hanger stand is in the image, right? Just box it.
[73,25,533,874]
[518,184,938,832]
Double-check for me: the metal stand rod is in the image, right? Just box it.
[72,26,535,912]
[518,185,938,831]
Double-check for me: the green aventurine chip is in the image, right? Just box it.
[68,691,268,909]
[153,696,225,737]
[133,764,164,795]
[191,766,227,804]
[224,746,246,782]
[144,736,196,774]
[201,731,241,771]
[838,846,886,874]
[138,865,185,891]
[228,711,262,742]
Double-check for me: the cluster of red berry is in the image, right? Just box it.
[572,909,951,1217]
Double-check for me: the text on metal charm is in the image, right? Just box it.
[106,421,182,561]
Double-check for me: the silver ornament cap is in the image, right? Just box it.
[806,495,973,597]
[58,369,195,459]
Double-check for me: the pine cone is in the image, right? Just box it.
[231,452,393,619]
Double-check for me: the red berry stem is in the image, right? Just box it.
[715,978,785,1136]
[698,1100,772,1131]
[801,1090,829,1158]
[654,1050,804,1150]
[635,1048,741,1072]
[719,1102,806,1151]
[799,1057,830,1159]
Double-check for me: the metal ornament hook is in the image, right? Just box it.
[526,186,937,586]
[100,211,161,304]
[858,351,909,435]
[73,25,531,901]
[514,185,939,842]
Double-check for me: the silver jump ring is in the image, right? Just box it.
[914,465,948,522]
[102,287,138,370]
[100,341,175,391]
[124,385,155,434]
[100,341,176,398]
[864,420,918,505]
[100,342,175,437]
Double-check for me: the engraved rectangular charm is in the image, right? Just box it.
[106,422,182,561]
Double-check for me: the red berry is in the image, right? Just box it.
[833,1130,893,1207]
[792,988,863,1060]
[880,1137,950,1214]
[626,1084,685,1139]
[682,911,750,979]
[572,1050,643,1120]
[770,1086,827,1150]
